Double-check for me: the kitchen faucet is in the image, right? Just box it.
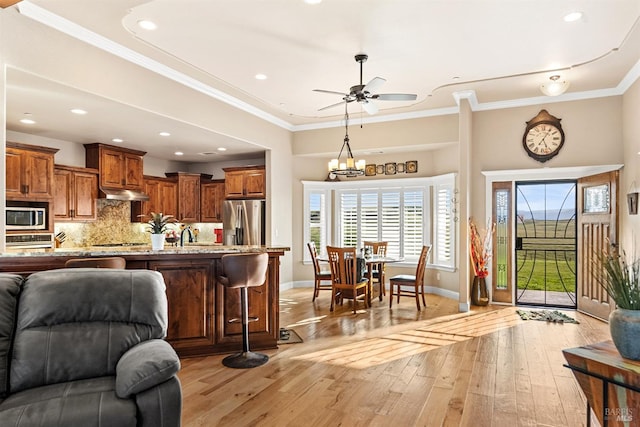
[180,225,194,247]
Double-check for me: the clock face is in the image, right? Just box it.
[523,122,564,162]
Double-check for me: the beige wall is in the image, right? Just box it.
[621,78,640,252]
[290,95,629,301]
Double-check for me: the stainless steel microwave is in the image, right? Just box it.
[6,206,47,230]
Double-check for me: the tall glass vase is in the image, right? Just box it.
[471,276,489,306]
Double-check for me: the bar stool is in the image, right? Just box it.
[64,257,126,269]
[218,252,269,368]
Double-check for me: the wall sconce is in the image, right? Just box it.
[628,192,638,215]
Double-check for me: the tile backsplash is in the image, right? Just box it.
[54,200,221,248]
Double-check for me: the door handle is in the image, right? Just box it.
[515,237,523,250]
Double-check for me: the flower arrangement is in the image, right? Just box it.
[142,212,177,235]
[597,246,640,310]
[469,218,495,278]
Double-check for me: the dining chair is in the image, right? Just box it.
[389,245,431,310]
[364,241,388,298]
[326,246,369,314]
[64,256,126,269]
[307,242,333,301]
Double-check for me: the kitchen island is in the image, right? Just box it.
[0,245,289,358]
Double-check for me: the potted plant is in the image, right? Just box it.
[143,212,176,250]
[598,247,640,360]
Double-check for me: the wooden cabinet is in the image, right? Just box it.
[200,179,225,222]
[0,249,285,358]
[84,143,145,191]
[148,260,216,354]
[5,142,58,201]
[53,166,98,221]
[165,172,201,223]
[131,176,178,222]
[223,166,266,199]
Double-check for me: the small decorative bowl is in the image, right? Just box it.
[165,236,179,246]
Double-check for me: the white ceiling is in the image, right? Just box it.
[5,0,640,162]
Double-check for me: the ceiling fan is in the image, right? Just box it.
[313,54,417,115]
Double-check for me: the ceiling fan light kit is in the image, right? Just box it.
[328,105,365,177]
[540,75,570,96]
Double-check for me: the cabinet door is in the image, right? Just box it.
[200,182,224,222]
[224,171,245,198]
[124,153,144,189]
[72,171,98,220]
[160,181,178,218]
[26,151,54,198]
[140,179,161,219]
[178,175,200,222]
[5,148,25,198]
[53,169,73,220]
[244,169,266,198]
[148,260,215,352]
[100,149,125,188]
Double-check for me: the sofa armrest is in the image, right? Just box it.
[115,339,181,398]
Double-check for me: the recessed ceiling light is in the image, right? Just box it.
[255,74,267,80]
[112,138,123,143]
[174,151,183,156]
[563,11,583,22]
[217,147,227,152]
[137,19,157,30]
[159,132,171,137]
[20,118,36,124]
[304,0,322,4]
[70,108,87,115]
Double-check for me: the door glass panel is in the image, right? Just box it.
[515,181,577,308]
[495,189,509,290]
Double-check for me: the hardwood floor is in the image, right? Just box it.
[178,288,610,426]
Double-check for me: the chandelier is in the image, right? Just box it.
[327,104,365,177]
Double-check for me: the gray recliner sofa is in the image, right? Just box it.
[0,268,182,427]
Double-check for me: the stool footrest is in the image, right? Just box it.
[228,316,259,324]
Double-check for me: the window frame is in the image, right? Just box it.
[302,173,457,270]
[302,182,332,262]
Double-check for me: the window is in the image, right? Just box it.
[303,184,330,261]
[302,174,456,268]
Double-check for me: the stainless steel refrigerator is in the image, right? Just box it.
[223,200,265,245]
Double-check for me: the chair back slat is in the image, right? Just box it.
[307,242,322,275]
[363,241,387,256]
[415,245,431,285]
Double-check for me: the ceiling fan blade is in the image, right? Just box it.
[363,77,386,93]
[318,100,350,112]
[313,89,349,96]
[361,100,379,115]
[373,93,418,101]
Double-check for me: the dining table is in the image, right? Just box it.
[319,252,403,305]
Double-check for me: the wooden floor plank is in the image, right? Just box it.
[177,288,610,427]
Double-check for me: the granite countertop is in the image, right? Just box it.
[1,245,290,257]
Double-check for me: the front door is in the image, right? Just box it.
[515,181,577,308]
[577,171,619,320]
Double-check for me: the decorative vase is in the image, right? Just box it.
[471,275,489,306]
[150,234,165,251]
[609,308,640,360]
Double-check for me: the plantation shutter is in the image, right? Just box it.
[340,192,358,247]
[403,190,424,260]
[381,191,401,258]
[435,182,454,267]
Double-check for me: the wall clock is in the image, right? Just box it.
[522,109,565,163]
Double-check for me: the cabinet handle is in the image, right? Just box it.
[70,209,75,218]
[121,179,126,185]
[22,184,28,194]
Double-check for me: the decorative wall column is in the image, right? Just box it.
[454,91,475,312]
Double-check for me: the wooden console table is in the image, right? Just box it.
[563,340,640,427]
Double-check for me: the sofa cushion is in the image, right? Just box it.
[0,376,137,427]
[116,339,181,398]
[10,269,168,394]
[0,274,23,398]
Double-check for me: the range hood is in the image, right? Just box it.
[99,187,149,201]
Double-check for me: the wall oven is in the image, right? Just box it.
[6,233,54,249]
[6,206,47,231]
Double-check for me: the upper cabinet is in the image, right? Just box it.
[165,172,201,223]
[53,165,98,221]
[223,166,265,199]
[84,143,145,191]
[132,176,178,222]
[5,142,58,201]
[200,179,225,223]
